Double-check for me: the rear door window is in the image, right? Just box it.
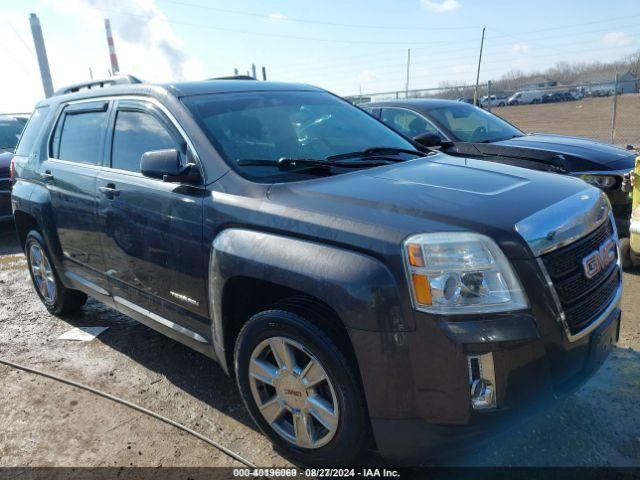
[111,110,178,172]
[14,107,49,156]
[50,101,109,165]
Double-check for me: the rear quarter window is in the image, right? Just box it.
[14,106,49,156]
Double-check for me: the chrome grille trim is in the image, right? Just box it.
[515,188,610,257]
[536,212,622,342]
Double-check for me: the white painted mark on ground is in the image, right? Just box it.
[57,327,109,342]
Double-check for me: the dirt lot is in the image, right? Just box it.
[493,94,640,148]
[0,225,639,468]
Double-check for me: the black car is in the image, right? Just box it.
[0,115,28,222]
[12,78,621,465]
[362,99,634,239]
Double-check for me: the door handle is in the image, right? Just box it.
[41,170,54,181]
[99,184,120,197]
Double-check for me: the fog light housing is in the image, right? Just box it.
[468,353,497,410]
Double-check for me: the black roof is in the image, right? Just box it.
[361,98,461,109]
[37,79,322,107]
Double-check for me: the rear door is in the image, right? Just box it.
[42,100,110,292]
[95,99,208,339]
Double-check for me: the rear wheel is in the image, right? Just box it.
[25,230,87,314]
[234,309,368,466]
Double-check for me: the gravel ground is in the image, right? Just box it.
[0,226,639,468]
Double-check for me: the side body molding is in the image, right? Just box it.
[209,228,406,370]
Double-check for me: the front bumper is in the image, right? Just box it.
[348,258,622,464]
[365,308,620,464]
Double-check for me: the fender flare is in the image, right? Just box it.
[208,228,409,363]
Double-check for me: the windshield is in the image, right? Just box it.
[182,90,416,180]
[426,103,523,143]
[0,118,26,151]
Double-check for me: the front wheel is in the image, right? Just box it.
[234,309,368,466]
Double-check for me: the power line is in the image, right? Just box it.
[274,31,640,78]
[156,0,481,31]
[6,21,37,59]
[254,21,640,73]
[80,5,474,46]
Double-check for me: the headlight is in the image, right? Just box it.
[403,232,528,314]
[579,174,617,189]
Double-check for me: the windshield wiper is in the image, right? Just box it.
[237,157,394,171]
[326,146,426,161]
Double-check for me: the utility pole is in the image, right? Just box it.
[262,66,267,81]
[610,72,619,144]
[405,48,411,98]
[29,13,54,97]
[473,27,486,106]
[487,80,492,112]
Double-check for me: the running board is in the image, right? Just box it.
[113,296,208,344]
[65,271,110,297]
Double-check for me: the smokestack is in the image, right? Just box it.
[104,19,120,75]
[29,13,54,98]
[251,63,257,79]
[262,66,267,81]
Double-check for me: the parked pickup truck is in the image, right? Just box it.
[11,77,622,466]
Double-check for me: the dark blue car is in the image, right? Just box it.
[362,99,635,240]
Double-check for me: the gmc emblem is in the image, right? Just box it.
[582,238,617,279]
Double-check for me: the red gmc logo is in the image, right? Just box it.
[582,238,617,279]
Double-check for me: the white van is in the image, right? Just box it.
[507,90,544,105]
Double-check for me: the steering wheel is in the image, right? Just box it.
[472,126,487,141]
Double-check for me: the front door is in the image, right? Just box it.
[41,100,109,291]
[95,99,209,339]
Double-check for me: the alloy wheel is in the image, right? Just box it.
[29,243,57,304]
[248,336,339,449]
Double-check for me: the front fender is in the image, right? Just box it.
[209,228,407,345]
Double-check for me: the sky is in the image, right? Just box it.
[0,0,639,112]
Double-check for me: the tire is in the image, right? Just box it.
[234,308,368,466]
[532,99,540,104]
[619,237,632,269]
[498,102,505,107]
[25,230,87,315]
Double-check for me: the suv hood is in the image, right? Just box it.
[267,154,596,259]
[472,133,636,172]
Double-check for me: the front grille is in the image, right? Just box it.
[541,220,620,334]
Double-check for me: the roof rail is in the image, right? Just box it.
[208,75,257,81]
[54,75,143,96]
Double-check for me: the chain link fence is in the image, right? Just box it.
[346,75,640,148]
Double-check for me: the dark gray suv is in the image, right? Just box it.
[11,78,622,465]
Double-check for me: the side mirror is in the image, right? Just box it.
[141,149,200,183]
[141,149,183,179]
[414,133,443,148]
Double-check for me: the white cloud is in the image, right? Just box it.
[420,0,461,13]
[268,13,287,21]
[511,43,530,54]
[48,0,204,82]
[357,70,377,83]
[602,32,633,47]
